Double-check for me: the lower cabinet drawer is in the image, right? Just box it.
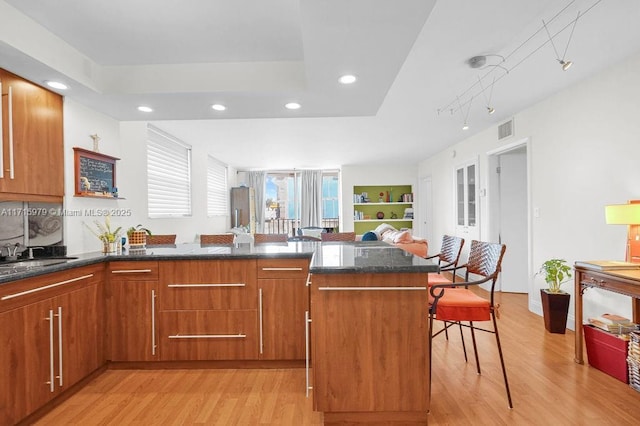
[159,310,258,360]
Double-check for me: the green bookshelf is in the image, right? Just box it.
[353,185,414,235]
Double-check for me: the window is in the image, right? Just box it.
[207,156,228,216]
[146,125,192,218]
[322,172,339,221]
[262,170,339,234]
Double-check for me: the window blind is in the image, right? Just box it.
[147,125,192,217]
[207,156,228,216]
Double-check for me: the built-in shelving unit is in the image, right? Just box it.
[353,185,414,235]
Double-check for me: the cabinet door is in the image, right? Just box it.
[109,280,158,361]
[57,282,104,387]
[259,279,308,360]
[311,273,429,414]
[0,69,63,198]
[0,299,57,425]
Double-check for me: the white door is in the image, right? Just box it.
[455,160,480,262]
[495,147,528,293]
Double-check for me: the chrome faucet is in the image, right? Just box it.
[27,246,45,259]
[2,243,21,260]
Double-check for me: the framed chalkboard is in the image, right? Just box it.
[73,147,120,197]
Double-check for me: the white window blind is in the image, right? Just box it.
[207,156,228,216]
[147,125,192,217]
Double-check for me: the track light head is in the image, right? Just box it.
[462,123,469,130]
[560,59,572,71]
[487,106,495,115]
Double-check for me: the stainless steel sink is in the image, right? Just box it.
[0,257,77,271]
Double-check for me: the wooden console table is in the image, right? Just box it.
[574,265,640,364]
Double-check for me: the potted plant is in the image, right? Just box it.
[84,215,122,253]
[127,224,152,246]
[538,258,573,334]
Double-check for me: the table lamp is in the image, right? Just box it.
[605,201,640,262]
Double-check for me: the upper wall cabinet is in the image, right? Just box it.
[0,69,64,202]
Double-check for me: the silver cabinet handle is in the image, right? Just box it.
[261,267,303,271]
[167,283,245,288]
[111,269,152,274]
[168,334,246,339]
[318,286,426,291]
[46,310,54,392]
[259,288,264,355]
[0,81,4,179]
[1,274,94,300]
[306,274,311,287]
[305,310,312,397]
[151,289,157,356]
[7,85,13,179]
[55,306,63,387]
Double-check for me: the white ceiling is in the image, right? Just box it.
[2,0,640,169]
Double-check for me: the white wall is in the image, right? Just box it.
[63,98,124,255]
[419,51,640,327]
[62,103,237,254]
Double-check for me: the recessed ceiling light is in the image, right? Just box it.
[339,74,357,84]
[211,104,226,111]
[45,81,68,90]
[285,102,301,110]
[137,106,153,112]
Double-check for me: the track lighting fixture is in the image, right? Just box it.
[543,11,581,71]
[457,96,473,131]
[478,76,496,115]
[438,2,598,128]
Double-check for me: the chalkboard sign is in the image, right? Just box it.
[73,147,120,197]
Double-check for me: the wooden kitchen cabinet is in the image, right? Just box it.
[0,264,104,425]
[257,258,310,360]
[0,68,64,201]
[310,272,430,424]
[158,259,258,361]
[107,261,159,361]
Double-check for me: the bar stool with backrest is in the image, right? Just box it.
[425,235,465,284]
[145,234,177,245]
[254,233,288,243]
[425,235,465,342]
[320,232,356,242]
[200,234,234,244]
[428,240,512,408]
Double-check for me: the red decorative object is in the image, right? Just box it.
[584,325,629,383]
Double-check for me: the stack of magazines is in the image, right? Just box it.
[588,313,638,335]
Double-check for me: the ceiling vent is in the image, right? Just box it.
[498,119,514,140]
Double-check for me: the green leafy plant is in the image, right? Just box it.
[127,224,152,238]
[84,215,122,243]
[538,259,572,293]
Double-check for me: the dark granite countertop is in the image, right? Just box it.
[0,241,437,284]
[309,241,439,274]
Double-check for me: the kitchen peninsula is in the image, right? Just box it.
[0,241,437,425]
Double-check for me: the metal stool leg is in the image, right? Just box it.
[492,312,513,408]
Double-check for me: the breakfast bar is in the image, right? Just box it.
[309,243,438,425]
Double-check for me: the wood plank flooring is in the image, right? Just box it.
[34,292,640,425]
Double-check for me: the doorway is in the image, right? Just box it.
[488,140,530,293]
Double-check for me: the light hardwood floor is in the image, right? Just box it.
[35,292,640,425]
